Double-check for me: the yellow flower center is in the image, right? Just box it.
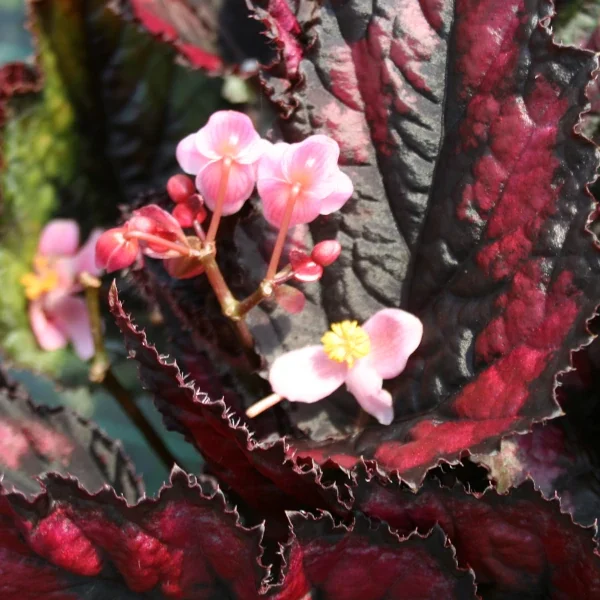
[20,256,60,301]
[321,320,371,367]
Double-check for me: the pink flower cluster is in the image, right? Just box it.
[95,111,354,280]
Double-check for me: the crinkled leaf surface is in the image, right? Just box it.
[0,367,142,503]
[276,515,476,599]
[109,284,351,517]
[239,0,600,482]
[355,471,600,599]
[0,0,227,374]
[0,468,270,599]
[473,339,600,530]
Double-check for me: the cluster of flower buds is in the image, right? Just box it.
[95,110,353,318]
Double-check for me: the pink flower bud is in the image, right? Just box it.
[311,240,341,267]
[167,174,196,204]
[95,227,139,273]
[289,249,323,283]
[172,203,196,228]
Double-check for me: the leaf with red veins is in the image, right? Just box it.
[274,515,476,599]
[242,0,600,484]
[0,468,272,599]
[109,283,352,517]
[354,472,600,599]
[0,368,142,503]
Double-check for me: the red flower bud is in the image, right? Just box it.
[167,174,196,204]
[95,227,139,273]
[172,203,196,228]
[289,249,323,283]
[311,240,341,267]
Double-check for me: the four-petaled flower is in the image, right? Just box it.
[257,135,353,227]
[176,110,267,216]
[20,220,102,360]
[268,309,423,425]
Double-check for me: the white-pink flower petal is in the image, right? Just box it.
[363,308,423,379]
[345,360,394,425]
[196,160,255,215]
[269,345,348,403]
[320,170,354,215]
[49,296,94,361]
[176,133,210,174]
[38,220,80,257]
[29,301,68,352]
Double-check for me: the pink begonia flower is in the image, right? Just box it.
[257,135,353,228]
[268,309,423,425]
[176,111,267,216]
[21,220,103,361]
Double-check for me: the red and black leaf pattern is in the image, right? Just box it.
[0,368,142,503]
[247,0,600,483]
[0,468,270,599]
[276,515,477,599]
[109,284,351,517]
[355,472,600,599]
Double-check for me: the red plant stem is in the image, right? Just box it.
[246,393,283,418]
[126,231,191,256]
[265,184,300,281]
[205,157,232,243]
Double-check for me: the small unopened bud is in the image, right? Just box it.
[311,240,341,267]
[289,249,323,283]
[95,227,139,273]
[172,203,196,228]
[167,174,196,204]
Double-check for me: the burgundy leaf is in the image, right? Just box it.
[108,283,351,517]
[276,514,476,599]
[245,0,600,483]
[355,472,600,598]
[0,468,270,599]
[0,368,142,503]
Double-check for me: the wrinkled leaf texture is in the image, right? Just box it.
[244,0,600,482]
[0,367,142,503]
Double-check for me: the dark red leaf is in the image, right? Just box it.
[108,283,351,517]
[355,472,600,598]
[0,468,271,599]
[0,368,142,503]
[244,0,600,483]
[276,515,476,599]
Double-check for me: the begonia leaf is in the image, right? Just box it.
[241,0,600,483]
[276,515,476,599]
[109,283,352,517]
[0,468,271,599]
[354,470,600,599]
[0,367,142,503]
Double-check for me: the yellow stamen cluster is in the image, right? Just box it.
[20,256,59,301]
[321,320,371,367]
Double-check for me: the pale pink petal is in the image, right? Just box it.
[133,205,187,243]
[236,135,270,165]
[257,142,288,180]
[72,229,103,276]
[363,308,423,379]
[176,133,211,174]
[196,111,261,163]
[29,301,68,352]
[319,170,354,215]
[282,135,340,192]
[38,220,80,257]
[196,160,255,215]
[269,346,347,403]
[50,296,94,361]
[345,361,394,425]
